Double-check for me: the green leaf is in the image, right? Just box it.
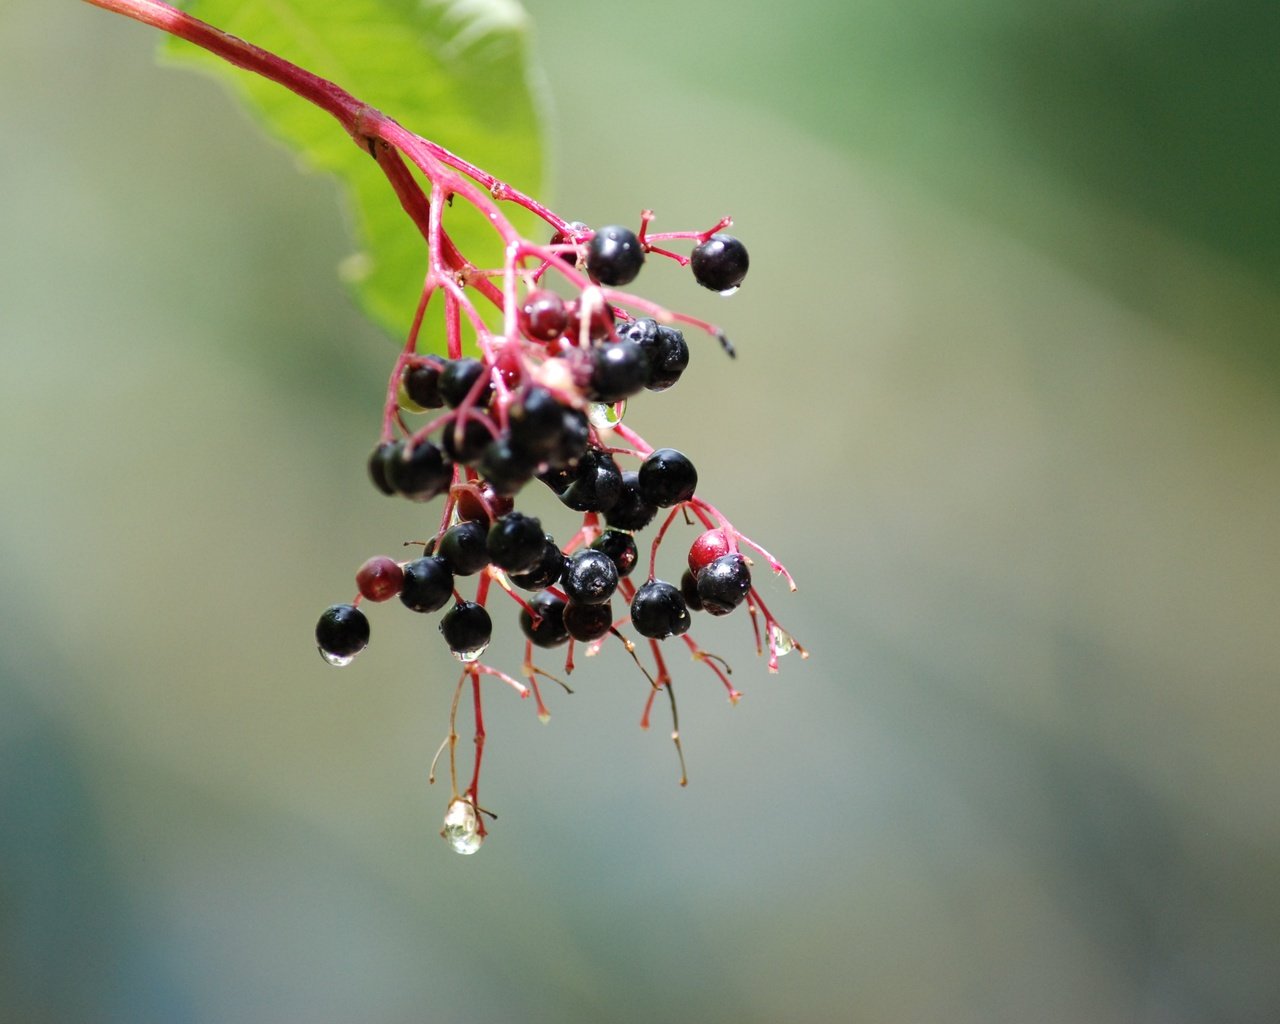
[163,0,546,342]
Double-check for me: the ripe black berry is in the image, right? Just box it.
[616,318,688,392]
[509,534,566,591]
[439,357,493,408]
[562,549,619,605]
[590,529,639,577]
[437,521,491,575]
[315,604,370,665]
[478,436,538,496]
[604,470,658,531]
[519,592,570,648]
[508,386,567,455]
[588,341,649,403]
[440,601,492,658]
[399,555,455,613]
[695,553,752,615]
[368,442,397,496]
[441,415,493,465]
[629,580,692,639]
[403,355,446,409]
[356,556,404,602]
[637,448,698,507]
[680,568,703,612]
[690,233,749,293]
[586,225,645,287]
[563,599,614,642]
[559,448,623,512]
[386,440,453,502]
[519,290,569,342]
[547,407,590,468]
[486,512,546,573]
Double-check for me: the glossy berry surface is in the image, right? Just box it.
[478,437,538,496]
[638,448,698,507]
[403,356,446,409]
[519,289,569,342]
[680,568,703,612]
[367,442,397,496]
[696,553,752,615]
[643,325,689,391]
[688,529,731,575]
[386,440,452,502]
[604,471,658,531]
[399,556,454,613]
[437,521,491,575]
[507,386,566,455]
[356,556,404,602]
[586,225,645,287]
[486,512,545,573]
[563,599,614,642]
[588,341,649,403]
[439,357,492,408]
[559,448,623,512]
[630,580,692,639]
[591,529,639,577]
[509,535,566,591]
[519,592,570,648]
[440,601,492,655]
[690,233,749,292]
[563,549,619,605]
[441,415,493,465]
[315,604,370,663]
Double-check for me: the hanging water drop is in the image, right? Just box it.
[452,642,489,664]
[442,798,483,855]
[587,400,626,431]
[767,623,796,658]
[717,285,740,297]
[318,647,357,667]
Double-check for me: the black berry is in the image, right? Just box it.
[386,440,453,502]
[695,553,752,615]
[562,549,619,605]
[637,448,698,507]
[559,448,623,512]
[368,442,397,496]
[478,436,538,496]
[590,529,639,577]
[486,512,546,573]
[563,599,614,642]
[603,470,658,531]
[617,318,688,391]
[588,341,649,403]
[629,580,692,639]
[315,604,370,664]
[440,414,493,465]
[509,535,566,591]
[586,225,644,287]
[399,556,455,613]
[440,601,492,656]
[690,233,749,293]
[403,356,446,409]
[439,357,493,408]
[508,386,567,456]
[437,521,491,575]
[680,568,703,612]
[519,592,570,648]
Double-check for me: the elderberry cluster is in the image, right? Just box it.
[314,217,800,853]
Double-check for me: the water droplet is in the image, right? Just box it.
[318,647,356,667]
[587,400,626,430]
[717,286,740,297]
[767,624,796,658]
[452,643,489,663]
[442,798,483,855]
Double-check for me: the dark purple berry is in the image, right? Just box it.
[591,529,639,577]
[520,290,569,342]
[695,553,751,615]
[399,556,454,613]
[437,521,490,575]
[586,225,645,287]
[315,604,370,664]
[563,599,614,642]
[562,549,619,605]
[680,568,703,612]
[519,592,570,648]
[617,318,688,391]
[508,386,567,455]
[637,448,697,507]
[629,580,691,639]
[368,442,397,496]
[509,535,566,591]
[690,233,749,293]
[403,356,446,408]
[603,470,658,531]
[547,407,590,468]
[486,512,546,573]
[588,341,649,403]
[559,448,623,512]
[439,357,493,408]
[386,439,453,502]
[440,601,492,656]
[441,414,493,465]
[478,436,538,496]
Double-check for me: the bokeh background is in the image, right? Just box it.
[3,1,1279,1021]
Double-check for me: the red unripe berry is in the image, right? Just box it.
[519,290,568,342]
[356,556,404,602]
[688,529,731,575]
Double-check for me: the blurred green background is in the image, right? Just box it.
[3,1,1279,1021]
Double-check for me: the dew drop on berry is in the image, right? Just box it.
[452,643,488,664]
[442,798,483,855]
[717,286,740,297]
[587,400,626,430]
[319,649,357,668]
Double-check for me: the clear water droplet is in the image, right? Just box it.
[717,286,740,297]
[452,642,489,663]
[587,400,626,430]
[319,647,356,667]
[442,799,483,855]
[767,623,796,658]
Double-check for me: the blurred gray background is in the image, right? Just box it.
[2,1,1278,1021]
